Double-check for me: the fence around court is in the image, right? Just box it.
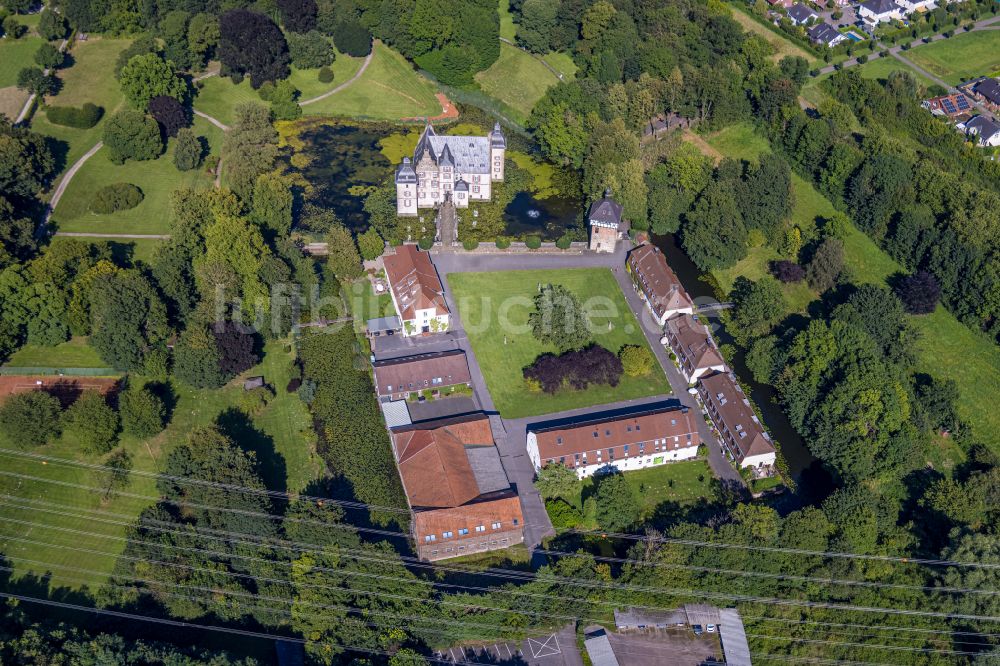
[0,367,120,377]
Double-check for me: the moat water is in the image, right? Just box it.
[284,122,583,239]
[654,234,833,498]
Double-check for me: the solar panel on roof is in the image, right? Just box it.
[942,99,957,114]
[957,96,971,110]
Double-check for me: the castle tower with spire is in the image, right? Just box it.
[394,121,506,217]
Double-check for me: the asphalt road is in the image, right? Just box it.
[382,245,747,551]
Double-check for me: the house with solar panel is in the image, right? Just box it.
[395,122,506,216]
[923,92,973,118]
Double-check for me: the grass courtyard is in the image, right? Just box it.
[0,339,322,591]
[695,122,1000,451]
[448,268,670,419]
[906,30,1000,85]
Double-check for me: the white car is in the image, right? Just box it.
[707,624,717,633]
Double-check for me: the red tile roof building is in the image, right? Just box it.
[626,245,694,326]
[698,372,776,469]
[526,405,701,479]
[382,245,450,336]
[664,314,726,384]
[390,415,524,560]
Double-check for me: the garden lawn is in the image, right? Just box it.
[906,30,1000,85]
[0,35,44,87]
[448,268,670,419]
[0,338,321,591]
[0,87,29,123]
[698,122,1000,451]
[45,235,164,267]
[856,55,936,88]
[474,43,560,123]
[301,42,439,120]
[497,0,516,41]
[728,4,816,64]
[31,38,132,173]
[51,116,223,235]
[3,336,107,369]
[194,52,365,126]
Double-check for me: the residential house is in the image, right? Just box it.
[767,0,794,7]
[958,115,1000,147]
[525,405,702,479]
[382,244,449,336]
[808,21,848,47]
[663,314,726,384]
[857,0,903,28]
[896,0,936,13]
[391,415,524,561]
[698,372,776,470]
[588,189,629,253]
[787,3,819,25]
[922,92,972,117]
[626,244,694,326]
[971,78,1000,111]
[372,350,472,400]
[394,122,506,216]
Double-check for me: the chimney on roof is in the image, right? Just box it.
[682,407,689,414]
[604,186,612,199]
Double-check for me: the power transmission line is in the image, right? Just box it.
[5,490,988,601]
[1,448,992,570]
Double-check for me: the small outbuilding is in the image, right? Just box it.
[243,376,265,391]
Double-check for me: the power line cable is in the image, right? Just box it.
[4,490,986,601]
[1,448,993,570]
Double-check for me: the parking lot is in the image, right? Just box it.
[435,628,582,665]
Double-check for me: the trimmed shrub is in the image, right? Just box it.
[317,66,334,83]
[525,235,542,249]
[91,183,144,214]
[46,103,103,129]
[462,238,479,251]
[555,234,572,250]
[418,236,434,250]
[496,236,511,249]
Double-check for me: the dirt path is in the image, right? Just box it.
[36,140,104,238]
[300,47,376,106]
[403,93,459,122]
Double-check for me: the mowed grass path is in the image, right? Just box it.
[31,38,132,174]
[0,340,322,591]
[906,30,1000,84]
[52,116,223,235]
[475,43,562,122]
[448,269,670,419]
[301,42,439,120]
[698,122,1000,449]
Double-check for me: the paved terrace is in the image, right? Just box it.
[373,244,744,552]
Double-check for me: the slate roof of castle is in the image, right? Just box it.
[588,192,625,229]
[413,123,492,173]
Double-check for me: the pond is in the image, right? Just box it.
[281,122,392,232]
[503,191,582,240]
[653,233,833,497]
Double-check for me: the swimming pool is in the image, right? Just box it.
[845,31,865,41]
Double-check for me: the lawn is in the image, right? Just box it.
[856,55,936,88]
[300,42,440,120]
[0,35,44,87]
[497,0,516,41]
[31,38,132,174]
[553,460,717,528]
[0,338,322,591]
[194,52,365,126]
[0,87,29,123]
[727,4,816,64]
[344,278,397,330]
[51,116,223,235]
[906,30,1000,85]
[448,269,670,419]
[3,336,108,369]
[698,122,1000,451]
[542,52,577,80]
[475,43,561,122]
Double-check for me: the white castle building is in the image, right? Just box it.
[395,122,506,216]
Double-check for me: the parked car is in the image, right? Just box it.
[707,624,717,633]
[693,624,704,636]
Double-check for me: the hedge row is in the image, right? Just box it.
[46,103,103,129]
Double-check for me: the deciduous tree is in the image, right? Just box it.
[218,10,291,89]
[0,391,61,448]
[64,390,119,454]
[118,53,186,110]
[102,109,163,164]
[529,283,590,352]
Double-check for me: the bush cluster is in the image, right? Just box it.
[90,183,144,214]
[46,103,104,129]
[523,344,623,394]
